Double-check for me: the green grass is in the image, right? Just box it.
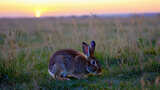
[0,16,160,89]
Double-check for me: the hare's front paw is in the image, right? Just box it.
[60,77,70,80]
[68,74,87,79]
[56,77,70,80]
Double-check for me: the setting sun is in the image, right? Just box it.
[35,10,41,18]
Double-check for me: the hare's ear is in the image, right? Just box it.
[89,40,96,57]
[82,42,90,57]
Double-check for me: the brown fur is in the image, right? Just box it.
[48,41,101,80]
[49,49,85,70]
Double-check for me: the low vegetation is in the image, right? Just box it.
[0,16,160,89]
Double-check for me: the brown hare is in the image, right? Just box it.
[48,41,101,80]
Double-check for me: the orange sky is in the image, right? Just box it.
[0,0,160,17]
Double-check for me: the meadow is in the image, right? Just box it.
[0,15,160,89]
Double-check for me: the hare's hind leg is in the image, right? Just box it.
[52,72,70,80]
[48,68,70,80]
[58,71,71,80]
[49,64,70,80]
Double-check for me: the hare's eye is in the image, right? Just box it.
[91,60,96,65]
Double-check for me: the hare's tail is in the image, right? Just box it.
[48,69,55,78]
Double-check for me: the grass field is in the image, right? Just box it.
[0,15,160,89]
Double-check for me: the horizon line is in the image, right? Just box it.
[0,12,159,18]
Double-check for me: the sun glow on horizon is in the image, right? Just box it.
[0,0,160,17]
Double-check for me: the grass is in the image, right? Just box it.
[0,16,160,89]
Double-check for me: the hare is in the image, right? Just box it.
[48,41,101,80]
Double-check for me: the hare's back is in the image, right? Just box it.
[53,49,81,57]
[49,49,82,69]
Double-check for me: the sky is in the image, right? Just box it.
[0,0,160,17]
